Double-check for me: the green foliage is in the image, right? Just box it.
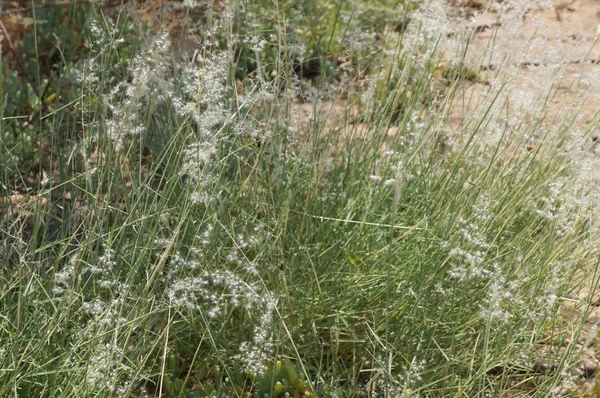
[159,354,215,398]
[252,359,315,398]
[1,0,599,397]
[1,2,86,170]
[157,355,317,398]
[225,0,414,82]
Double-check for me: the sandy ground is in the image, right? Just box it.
[446,0,600,135]
[289,1,600,151]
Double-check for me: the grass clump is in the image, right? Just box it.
[1,0,599,397]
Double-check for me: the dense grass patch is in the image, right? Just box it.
[1,1,599,397]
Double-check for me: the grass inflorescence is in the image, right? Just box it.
[1,0,599,397]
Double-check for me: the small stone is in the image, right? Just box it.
[582,364,598,379]
[533,360,550,374]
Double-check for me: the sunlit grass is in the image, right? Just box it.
[0,1,599,397]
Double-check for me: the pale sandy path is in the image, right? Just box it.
[446,0,600,137]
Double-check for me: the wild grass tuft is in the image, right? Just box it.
[1,0,599,397]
